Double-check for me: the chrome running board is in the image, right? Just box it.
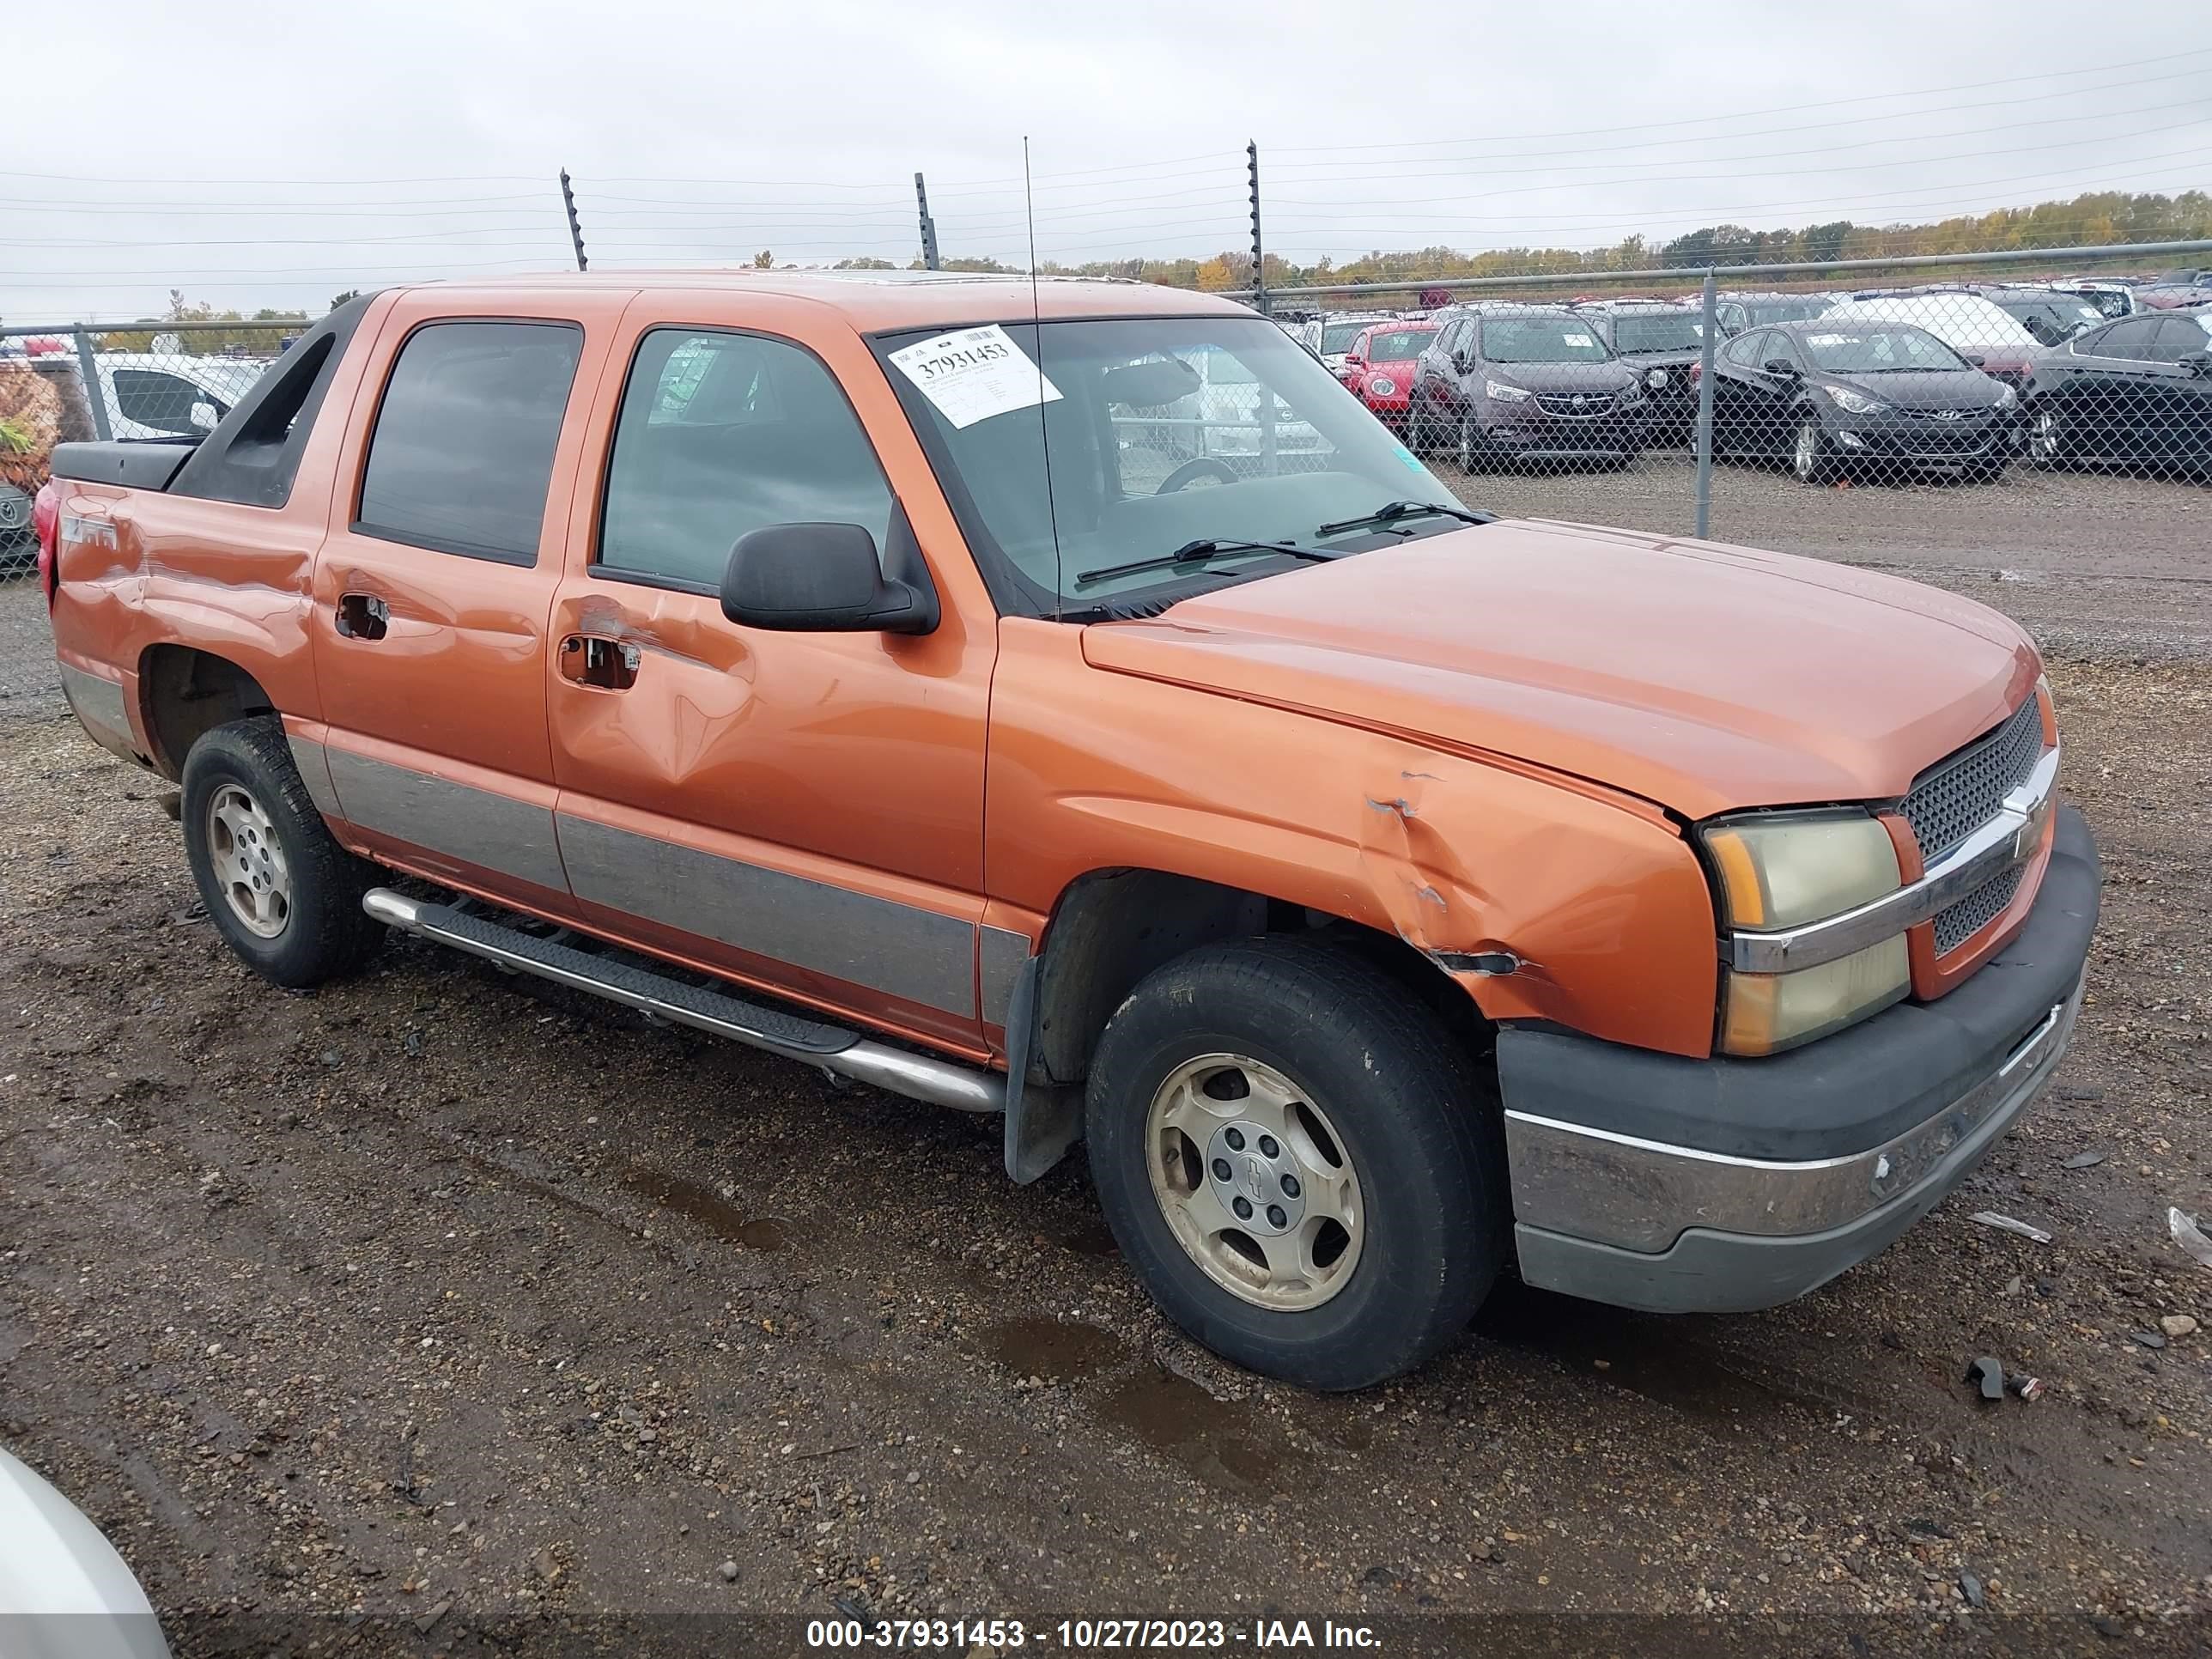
[362,888,1004,1115]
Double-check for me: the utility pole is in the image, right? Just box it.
[1248,142,1267,316]
[915,172,941,270]
[559,168,588,272]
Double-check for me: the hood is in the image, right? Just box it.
[1481,360,1642,394]
[1825,367,2011,412]
[1082,520,2038,821]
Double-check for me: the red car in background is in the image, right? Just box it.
[1341,319,1438,432]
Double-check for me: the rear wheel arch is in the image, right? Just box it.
[1024,866,1494,1091]
[138,644,278,780]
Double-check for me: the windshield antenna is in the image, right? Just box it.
[1024,135,1064,622]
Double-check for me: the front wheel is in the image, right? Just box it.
[1085,938,1508,1390]
[1457,415,1492,474]
[2027,406,2069,468]
[181,716,384,988]
[1791,415,1837,484]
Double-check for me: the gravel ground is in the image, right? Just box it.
[0,471,2209,1655]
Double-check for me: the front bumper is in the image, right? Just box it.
[1498,803,2100,1313]
[1829,414,2017,468]
[1479,408,1651,457]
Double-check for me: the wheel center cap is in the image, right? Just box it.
[1205,1120,1304,1237]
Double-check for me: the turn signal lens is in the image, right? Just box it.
[1722,937,1911,1057]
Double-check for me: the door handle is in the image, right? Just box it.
[560,635,640,690]
[336,592,389,641]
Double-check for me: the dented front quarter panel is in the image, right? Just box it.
[988,618,1720,1058]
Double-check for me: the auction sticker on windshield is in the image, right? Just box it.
[889,324,1063,428]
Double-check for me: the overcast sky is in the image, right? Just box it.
[5,0,2209,320]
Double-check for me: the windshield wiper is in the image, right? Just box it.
[1073,538,1337,587]
[1315,500,1497,538]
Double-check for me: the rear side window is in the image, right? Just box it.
[356,320,583,564]
[113,368,217,435]
[597,328,892,589]
[2094,318,2163,362]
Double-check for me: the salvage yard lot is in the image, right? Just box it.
[0,465,2208,1654]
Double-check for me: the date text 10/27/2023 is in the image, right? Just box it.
[805,1617,1385,1650]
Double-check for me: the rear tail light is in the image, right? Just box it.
[33,478,60,606]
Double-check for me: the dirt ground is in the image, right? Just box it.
[1,465,2209,1656]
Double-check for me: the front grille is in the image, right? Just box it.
[1535,391,1616,417]
[1934,864,2025,955]
[1901,696,2043,863]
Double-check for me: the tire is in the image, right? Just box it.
[180,715,384,988]
[2027,406,2069,469]
[1085,937,1508,1390]
[1456,415,1492,474]
[1407,405,1440,457]
[1790,414,1836,485]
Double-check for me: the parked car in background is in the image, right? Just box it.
[2051,277,2140,319]
[1708,320,2019,485]
[1821,292,2043,388]
[2132,282,2212,311]
[1713,292,1830,336]
[91,353,266,441]
[1410,304,1650,468]
[1573,300,1709,439]
[2021,309,2212,476]
[1340,319,1438,433]
[1972,286,2109,347]
[1303,313,1399,382]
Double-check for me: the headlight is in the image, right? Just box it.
[1994,384,2018,410]
[1369,374,1397,397]
[1821,385,1889,416]
[1647,368,1670,388]
[1485,379,1530,403]
[1703,811,1909,1055]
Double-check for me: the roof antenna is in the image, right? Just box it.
[1024,136,1064,621]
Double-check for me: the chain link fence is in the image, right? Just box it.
[1242,242,2212,547]
[6,247,2208,580]
[0,319,301,572]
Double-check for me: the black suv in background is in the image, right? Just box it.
[1573,301,1709,440]
[1409,305,1650,469]
[1972,286,2109,347]
[2022,309,2212,475]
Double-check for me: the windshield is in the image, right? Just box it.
[878,316,1466,615]
[1320,322,1371,354]
[1613,313,1705,352]
[1745,299,1828,327]
[1798,327,1968,373]
[1363,328,1435,362]
[1480,316,1612,363]
[1987,295,2106,341]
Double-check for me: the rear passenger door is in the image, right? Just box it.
[306,295,618,913]
[542,314,996,1054]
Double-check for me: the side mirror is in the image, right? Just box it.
[1344,353,1365,369]
[720,518,937,635]
[2183,352,2212,377]
[189,400,220,432]
[1760,358,1798,379]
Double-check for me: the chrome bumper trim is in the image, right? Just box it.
[1729,744,2059,974]
[1502,974,2081,1254]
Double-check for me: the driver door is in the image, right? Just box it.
[543,308,999,1054]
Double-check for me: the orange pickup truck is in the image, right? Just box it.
[44,274,2099,1389]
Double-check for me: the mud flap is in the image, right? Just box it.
[1002,957,1082,1183]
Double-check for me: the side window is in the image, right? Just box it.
[356,320,583,565]
[2148,317,2211,363]
[2096,318,2163,362]
[1722,329,1764,368]
[112,368,212,435]
[599,328,893,589]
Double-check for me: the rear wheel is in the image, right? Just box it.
[181,716,383,988]
[1085,938,1507,1390]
